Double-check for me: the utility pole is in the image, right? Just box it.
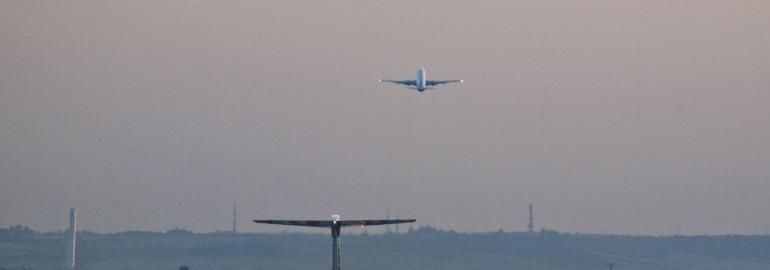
[527,203,534,234]
[66,208,77,270]
[232,202,237,234]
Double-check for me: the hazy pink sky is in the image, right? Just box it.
[2,1,769,235]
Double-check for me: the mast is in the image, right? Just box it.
[232,202,237,234]
[66,208,77,270]
[527,203,534,234]
[332,222,341,270]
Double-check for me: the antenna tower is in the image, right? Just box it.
[232,202,237,234]
[66,208,77,270]
[527,203,534,234]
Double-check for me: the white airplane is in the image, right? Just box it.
[379,67,462,92]
[254,215,415,270]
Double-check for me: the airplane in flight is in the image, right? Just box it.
[379,67,462,92]
[254,214,416,270]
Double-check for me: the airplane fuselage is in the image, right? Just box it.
[379,67,461,92]
[416,67,427,91]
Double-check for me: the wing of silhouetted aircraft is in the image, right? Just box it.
[426,79,462,86]
[253,219,416,227]
[379,79,417,86]
[252,220,333,227]
[338,219,417,227]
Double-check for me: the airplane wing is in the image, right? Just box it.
[338,219,416,227]
[253,219,416,228]
[253,220,333,228]
[379,79,417,86]
[426,79,462,86]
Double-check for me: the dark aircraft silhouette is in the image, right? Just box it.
[254,214,415,270]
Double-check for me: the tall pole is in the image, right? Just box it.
[66,208,77,270]
[331,222,341,270]
[232,202,237,234]
[332,235,340,270]
[527,203,534,234]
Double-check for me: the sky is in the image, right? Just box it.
[1,1,769,235]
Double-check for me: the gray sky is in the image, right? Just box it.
[2,1,769,235]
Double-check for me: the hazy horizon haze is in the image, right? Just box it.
[2,1,769,235]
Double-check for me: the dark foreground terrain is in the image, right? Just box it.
[1,225,768,270]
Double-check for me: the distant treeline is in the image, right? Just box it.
[2,225,769,270]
